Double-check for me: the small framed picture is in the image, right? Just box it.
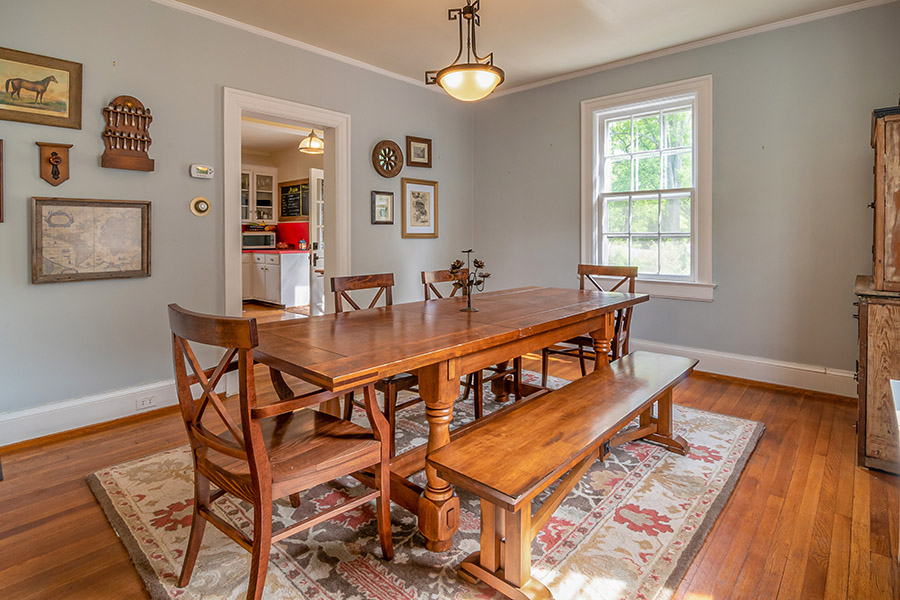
[406,136,432,168]
[371,191,393,224]
[401,178,438,239]
[0,46,83,129]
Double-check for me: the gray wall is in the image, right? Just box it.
[0,0,473,413]
[472,2,900,372]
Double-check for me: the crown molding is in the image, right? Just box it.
[491,0,897,99]
[147,0,435,92]
[148,0,895,102]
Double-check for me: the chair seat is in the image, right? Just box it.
[375,372,418,391]
[199,410,381,501]
[554,335,593,349]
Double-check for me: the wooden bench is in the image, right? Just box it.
[427,351,698,600]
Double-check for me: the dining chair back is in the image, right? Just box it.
[168,304,392,600]
[578,264,637,358]
[541,265,638,385]
[331,273,394,312]
[421,268,468,300]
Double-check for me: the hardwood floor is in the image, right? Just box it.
[0,353,896,599]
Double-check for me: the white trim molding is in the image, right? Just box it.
[223,87,352,316]
[148,0,432,91]
[581,75,713,302]
[0,381,178,447]
[0,378,230,448]
[493,0,897,98]
[631,338,857,398]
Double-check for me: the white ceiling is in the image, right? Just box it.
[241,117,319,154]
[175,0,879,90]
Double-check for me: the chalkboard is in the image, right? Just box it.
[278,178,309,222]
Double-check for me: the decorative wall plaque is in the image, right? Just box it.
[372,140,402,178]
[36,142,72,186]
[101,95,154,171]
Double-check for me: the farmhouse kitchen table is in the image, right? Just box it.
[253,286,649,551]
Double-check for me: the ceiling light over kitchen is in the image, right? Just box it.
[298,130,324,154]
[425,0,504,102]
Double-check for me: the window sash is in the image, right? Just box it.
[600,189,694,279]
[596,95,698,278]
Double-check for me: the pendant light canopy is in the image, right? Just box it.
[425,0,504,102]
[298,129,324,154]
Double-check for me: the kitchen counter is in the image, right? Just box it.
[242,249,309,254]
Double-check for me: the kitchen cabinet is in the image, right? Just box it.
[241,254,252,298]
[241,252,309,308]
[241,165,278,223]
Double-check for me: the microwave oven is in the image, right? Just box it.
[242,231,276,249]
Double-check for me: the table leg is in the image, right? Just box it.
[416,361,461,551]
[268,367,341,416]
[268,367,295,401]
[490,360,512,403]
[589,312,616,371]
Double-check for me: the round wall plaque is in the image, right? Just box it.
[372,140,403,178]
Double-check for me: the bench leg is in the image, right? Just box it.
[459,502,553,600]
[643,389,689,455]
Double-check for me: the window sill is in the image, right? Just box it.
[592,276,716,302]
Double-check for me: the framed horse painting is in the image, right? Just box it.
[0,47,82,129]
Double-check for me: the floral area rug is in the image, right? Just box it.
[87,371,763,600]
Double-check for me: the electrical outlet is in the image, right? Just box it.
[136,396,158,412]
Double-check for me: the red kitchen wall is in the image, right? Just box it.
[276,222,309,248]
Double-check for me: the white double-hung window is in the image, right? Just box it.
[581,76,714,301]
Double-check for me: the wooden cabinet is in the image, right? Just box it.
[856,276,900,473]
[871,107,900,291]
[241,166,278,223]
[241,252,309,307]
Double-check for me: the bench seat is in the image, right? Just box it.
[427,350,698,600]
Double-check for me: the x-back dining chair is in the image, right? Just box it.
[168,304,392,600]
[421,269,522,416]
[331,273,419,457]
[541,265,638,386]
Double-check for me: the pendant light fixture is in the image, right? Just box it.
[298,129,324,154]
[425,0,504,102]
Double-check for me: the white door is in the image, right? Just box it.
[308,168,326,316]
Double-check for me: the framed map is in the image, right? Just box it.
[32,197,150,284]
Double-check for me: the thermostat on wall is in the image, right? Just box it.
[189,164,214,179]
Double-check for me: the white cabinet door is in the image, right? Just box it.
[242,261,252,299]
[264,264,281,304]
[251,261,266,300]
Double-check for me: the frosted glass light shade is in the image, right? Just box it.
[298,130,324,154]
[436,64,505,102]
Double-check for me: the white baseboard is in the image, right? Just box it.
[0,340,856,447]
[631,338,857,398]
[0,378,227,448]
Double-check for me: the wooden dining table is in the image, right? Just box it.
[253,286,649,551]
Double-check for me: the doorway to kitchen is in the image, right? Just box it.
[238,117,325,317]
[223,88,351,324]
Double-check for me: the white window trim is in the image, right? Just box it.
[581,75,714,302]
